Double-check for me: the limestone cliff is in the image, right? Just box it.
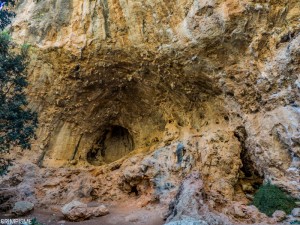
[1,0,300,224]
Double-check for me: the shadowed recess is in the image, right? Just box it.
[87,125,134,165]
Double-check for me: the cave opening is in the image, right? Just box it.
[130,186,139,196]
[87,125,134,165]
[234,126,263,194]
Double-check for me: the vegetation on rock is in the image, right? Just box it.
[253,182,297,217]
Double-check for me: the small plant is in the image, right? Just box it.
[0,158,12,175]
[31,218,44,225]
[252,182,297,217]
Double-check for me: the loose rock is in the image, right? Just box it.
[272,210,286,222]
[61,200,90,221]
[12,201,34,216]
[61,200,109,221]
[233,204,246,218]
[291,208,300,217]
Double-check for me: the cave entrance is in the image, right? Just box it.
[234,126,263,194]
[87,125,134,165]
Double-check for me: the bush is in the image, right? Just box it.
[252,182,297,217]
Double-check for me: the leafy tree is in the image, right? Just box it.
[0,0,15,30]
[0,0,37,174]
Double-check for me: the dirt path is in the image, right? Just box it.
[1,202,165,225]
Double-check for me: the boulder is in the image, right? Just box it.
[61,200,109,221]
[12,201,34,216]
[61,200,90,221]
[272,210,286,222]
[291,208,300,217]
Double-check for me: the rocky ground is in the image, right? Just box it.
[1,0,300,224]
[1,200,165,225]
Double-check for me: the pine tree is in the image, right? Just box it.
[0,0,37,174]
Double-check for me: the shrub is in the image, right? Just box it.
[252,182,297,217]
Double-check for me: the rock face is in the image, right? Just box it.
[0,189,16,212]
[0,0,299,224]
[61,200,109,221]
[12,201,34,216]
[166,172,206,222]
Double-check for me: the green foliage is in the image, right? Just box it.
[31,218,45,225]
[0,0,37,174]
[0,31,38,153]
[0,0,16,30]
[252,182,297,217]
[21,43,31,55]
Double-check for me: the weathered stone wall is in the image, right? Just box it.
[1,0,299,223]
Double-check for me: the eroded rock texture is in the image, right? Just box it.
[1,0,299,224]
